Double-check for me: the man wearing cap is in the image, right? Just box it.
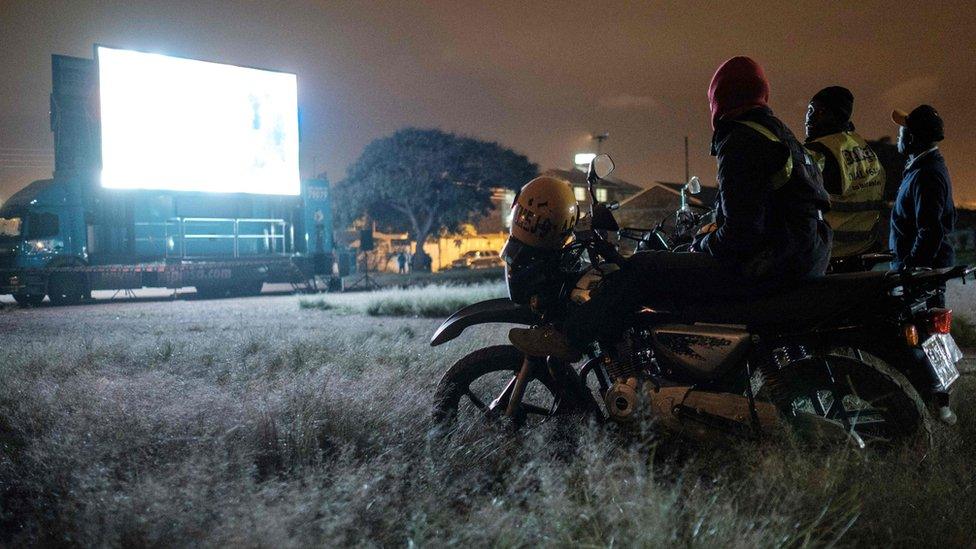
[889,105,957,276]
[804,87,886,265]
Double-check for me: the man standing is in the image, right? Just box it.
[397,251,407,274]
[889,105,956,273]
[804,86,886,264]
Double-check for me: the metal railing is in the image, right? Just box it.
[133,217,291,259]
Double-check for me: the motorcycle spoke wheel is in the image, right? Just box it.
[433,345,562,430]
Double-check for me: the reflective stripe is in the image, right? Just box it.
[807,147,827,172]
[830,200,885,212]
[734,120,793,190]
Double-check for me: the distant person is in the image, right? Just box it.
[804,86,886,264]
[889,104,957,279]
[397,251,407,274]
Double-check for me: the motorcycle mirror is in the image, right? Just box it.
[685,176,701,195]
[590,154,615,180]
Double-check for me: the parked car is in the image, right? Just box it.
[450,250,504,270]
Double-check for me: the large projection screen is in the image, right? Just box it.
[97,46,300,195]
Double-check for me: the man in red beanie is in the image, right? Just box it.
[510,57,832,361]
[697,56,832,279]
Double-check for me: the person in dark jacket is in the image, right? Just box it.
[889,104,956,271]
[509,57,832,360]
[697,61,832,280]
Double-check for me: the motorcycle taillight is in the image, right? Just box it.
[922,308,953,334]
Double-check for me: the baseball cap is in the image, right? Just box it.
[891,104,945,142]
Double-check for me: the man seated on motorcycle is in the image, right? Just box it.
[510,56,832,361]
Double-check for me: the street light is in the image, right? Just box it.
[574,152,596,166]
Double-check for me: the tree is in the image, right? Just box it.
[335,128,538,270]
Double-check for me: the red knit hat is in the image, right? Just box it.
[708,56,770,129]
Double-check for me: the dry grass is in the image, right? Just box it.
[1,292,975,546]
[300,283,507,318]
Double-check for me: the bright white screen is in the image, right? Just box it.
[97,46,300,195]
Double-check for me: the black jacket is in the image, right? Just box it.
[890,149,956,269]
[701,107,832,280]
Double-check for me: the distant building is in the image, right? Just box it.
[472,187,517,234]
[469,166,644,234]
[615,181,718,230]
[542,167,643,207]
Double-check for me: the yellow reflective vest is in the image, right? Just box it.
[805,131,885,257]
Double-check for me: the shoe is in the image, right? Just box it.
[509,327,582,362]
[939,405,957,425]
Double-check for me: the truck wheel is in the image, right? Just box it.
[13,293,45,307]
[48,273,89,306]
[228,280,263,297]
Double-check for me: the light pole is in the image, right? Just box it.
[592,131,609,153]
[574,132,610,168]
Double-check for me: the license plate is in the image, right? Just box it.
[922,333,962,391]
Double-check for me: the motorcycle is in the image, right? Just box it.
[431,154,971,452]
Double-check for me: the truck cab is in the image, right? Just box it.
[0,178,88,304]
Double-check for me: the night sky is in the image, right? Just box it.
[2,1,975,205]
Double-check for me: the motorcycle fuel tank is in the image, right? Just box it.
[649,323,751,381]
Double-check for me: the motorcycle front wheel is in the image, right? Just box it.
[433,345,572,430]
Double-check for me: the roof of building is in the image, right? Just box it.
[542,167,643,195]
[619,181,719,209]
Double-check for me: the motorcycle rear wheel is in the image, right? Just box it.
[432,345,567,429]
[774,354,933,453]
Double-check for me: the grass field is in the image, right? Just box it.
[1,283,975,546]
[300,283,507,318]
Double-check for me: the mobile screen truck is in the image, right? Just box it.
[0,46,337,306]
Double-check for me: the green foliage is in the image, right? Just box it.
[334,128,537,265]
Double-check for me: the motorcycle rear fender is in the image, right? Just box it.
[430,298,538,346]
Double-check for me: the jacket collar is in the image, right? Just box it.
[710,106,773,155]
[905,146,940,172]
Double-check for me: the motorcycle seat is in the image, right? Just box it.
[669,270,896,329]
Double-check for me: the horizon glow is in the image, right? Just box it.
[97,46,300,195]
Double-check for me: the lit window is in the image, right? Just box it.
[595,188,608,202]
[574,186,586,201]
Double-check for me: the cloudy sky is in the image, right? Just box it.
[2,1,975,204]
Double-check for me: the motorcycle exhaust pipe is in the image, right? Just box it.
[647,386,861,447]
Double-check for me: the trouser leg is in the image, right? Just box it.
[563,251,746,342]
